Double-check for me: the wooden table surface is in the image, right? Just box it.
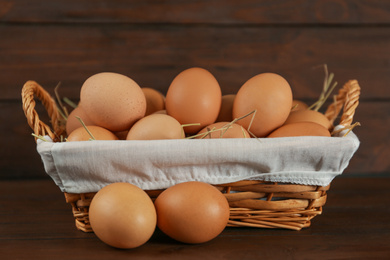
[1,176,389,259]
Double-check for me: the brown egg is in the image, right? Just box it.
[66,106,95,136]
[154,181,230,244]
[216,94,235,122]
[165,67,222,134]
[80,72,146,132]
[114,130,129,140]
[233,73,293,137]
[89,183,157,249]
[268,122,331,138]
[126,114,184,140]
[153,109,167,115]
[195,122,249,139]
[291,100,309,111]
[284,109,332,130]
[67,125,119,141]
[142,87,165,116]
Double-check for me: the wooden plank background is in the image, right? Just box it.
[1,0,389,179]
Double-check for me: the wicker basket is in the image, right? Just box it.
[21,79,360,232]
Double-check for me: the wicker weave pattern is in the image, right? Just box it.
[22,79,360,232]
[22,81,65,142]
[325,79,360,126]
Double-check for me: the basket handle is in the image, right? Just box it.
[21,80,64,142]
[324,79,361,127]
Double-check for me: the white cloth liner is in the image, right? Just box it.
[36,125,360,194]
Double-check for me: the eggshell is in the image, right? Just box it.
[153,109,167,115]
[268,121,331,138]
[154,181,230,244]
[291,100,309,111]
[80,72,146,132]
[195,122,249,139]
[165,67,222,134]
[126,114,184,140]
[66,106,95,136]
[67,125,119,141]
[284,109,332,130]
[89,183,157,249]
[216,94,235,122]
[114,130,129,140]
[233,73,293,137]
[142,87,165,116]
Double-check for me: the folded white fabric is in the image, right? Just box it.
[36,125,360,194]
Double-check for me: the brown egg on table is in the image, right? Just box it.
[89,183,157,249]
[284,109,332,130]
[195,122,249,139]
[80,72,146,132]
[126,114,184,140]
[67,125,119,141]
[268,121,331,138]
[142,87,165,116]
[66,105,95,136]
[233,73,293,137]
[216,94,236,122]
[154,181,230,244]
[291,100,309,111]
[165,67,222,134]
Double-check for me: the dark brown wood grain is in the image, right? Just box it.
[1,24,389,100]
[1,0,390,24]
[1,178,389,259]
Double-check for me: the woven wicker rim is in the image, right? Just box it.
[21,79,361,232]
